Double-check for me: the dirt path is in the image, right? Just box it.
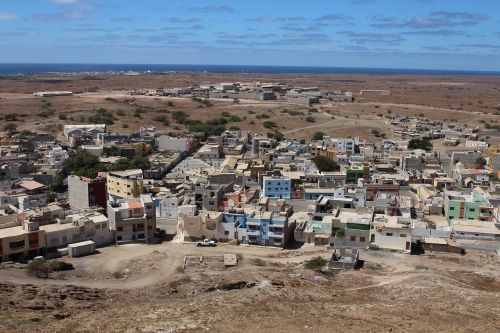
[0,242,285,290]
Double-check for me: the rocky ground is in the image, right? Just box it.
[0,243,498,333]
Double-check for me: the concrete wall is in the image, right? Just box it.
[371,234,410,251]
[68,176,90,210]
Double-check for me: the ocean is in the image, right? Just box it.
[0,63,499,76]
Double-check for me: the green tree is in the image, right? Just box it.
[408,138,433,152]
[63,150,107,178]
[3,123,17,133]
[263,121,277,129]
[312,155,340,172]
[109,156,151,172]
[312,131,326,141]
[267,131,284,141]
[303,256,328,271]
[26,259,66,279]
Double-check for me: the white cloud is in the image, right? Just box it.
[0,12,18,20]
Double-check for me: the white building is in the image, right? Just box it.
[157,136,194,153]
[369,214,412,252]
[40,211,113,249]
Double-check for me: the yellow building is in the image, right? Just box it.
[0,225,46,261]
[0,207,46,261]
[309,144,338,161]
[106,169,144,199]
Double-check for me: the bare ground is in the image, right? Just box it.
[0,242,499,333]
[1,73,499,144]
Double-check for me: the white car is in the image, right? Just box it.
[196,239,217,247]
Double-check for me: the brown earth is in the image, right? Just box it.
[0,242,499,333]
[0,73,499,143]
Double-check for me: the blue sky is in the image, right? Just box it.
[1,0,499,70]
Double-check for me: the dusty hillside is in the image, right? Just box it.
[0,73,499,143]
[0,243,498,333]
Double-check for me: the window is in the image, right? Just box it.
[9,240,25,250]
[96,224,100,229]
[117,226,123,232]
[386,233,393,236]
[350,236,356,242]
[400,234,406,238]
[267,188,271,191]
[117,236,122,241]
[224,231,229,235]
[449,207,455,211]
[360,237,366,242]
[469,208,476,212]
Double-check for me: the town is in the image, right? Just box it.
[8,67,500,333]
[1,81,498,266]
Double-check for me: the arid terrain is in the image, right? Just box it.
[0,242,499,333]
[0,73,499,143]
[1,73,500,332]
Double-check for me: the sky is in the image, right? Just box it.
[0,0,499,71]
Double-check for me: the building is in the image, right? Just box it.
[344,166,368,184]
[107,195,156,244]
[327,208,373,248]
[245,210,291,247]
[195,144,223,159]
[0,205,45,262]
[451,219,500,241]
[68,175,107,210]
[261,176,292,199]
[294,211,335,246]
[179,210,223,242]
[63,124,106,140]
[155,190,186,219]
[107,169,144,200]
[444,189,494,223]
[33,91,73,97]
[194,183,229,211]
[40,211,113,251]
[369,214,412,252]
[157,136,195,153]
[451,151,481,168]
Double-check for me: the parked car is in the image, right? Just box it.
[196,239,217,247]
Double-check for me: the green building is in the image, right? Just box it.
[345,166,367,184]
[445,190,494,224]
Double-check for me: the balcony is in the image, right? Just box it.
[247,228,261,236]
[269,231,283,238]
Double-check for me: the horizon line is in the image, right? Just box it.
[0,63,499,76]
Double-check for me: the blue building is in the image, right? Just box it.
[246,211,287,247]
[219,209,291,247]
[261,176,292,199]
